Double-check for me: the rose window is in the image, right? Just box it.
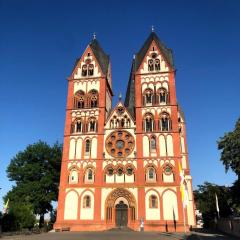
[106,130,135,158]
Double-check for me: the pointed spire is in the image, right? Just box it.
[118,92,122,101]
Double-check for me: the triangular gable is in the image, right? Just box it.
[135,32,174,73]
[70,39,109,79]
[105,102,135,128]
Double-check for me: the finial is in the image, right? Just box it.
[133,54,136,59]
[93,32,96,40]
[151,25,155,32]
[118,92,122,101]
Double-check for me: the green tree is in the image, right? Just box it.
[4,141,62,226]
[194,182,232,227]
[2,203,36,231]
[218,118,240,178]
[218,118,240,214]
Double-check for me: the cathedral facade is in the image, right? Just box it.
[54,32,195,232]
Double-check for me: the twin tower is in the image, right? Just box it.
[54,32,195,231]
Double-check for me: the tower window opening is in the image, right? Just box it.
[83,195,91,208]
[85,139,91,155]
[149,195,158,208]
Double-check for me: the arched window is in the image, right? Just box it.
[85,168,94,182]
[158,88,168,104]
[155,59,160,71]
[150,136,156,152]
[148,59,154,71]
[159,112,171,131]
[144,113,154,132]
[83,195,91,208]
[82,64,87,76]
[88,117,97,132]
[74,90,85,109]
[146,167,156,182]
[143,89,153,106]
[88,90,98,108]
[149,195,158,208]
[85,139,91,155]
[71,118,83,133]
[88,64,94,76]
[69,169,78,184]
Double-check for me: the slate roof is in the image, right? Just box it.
[124,32,175,118]
[124,60,136,118]
[89,39,110,75]
[135,32,174,71]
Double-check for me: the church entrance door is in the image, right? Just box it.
[115,201,128,227]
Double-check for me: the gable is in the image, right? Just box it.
[105,102,135,129]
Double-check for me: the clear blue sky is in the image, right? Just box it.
[0,0,239,209]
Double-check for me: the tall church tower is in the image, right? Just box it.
[55,32,195,232]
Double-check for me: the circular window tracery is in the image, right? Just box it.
[106,130,135,158]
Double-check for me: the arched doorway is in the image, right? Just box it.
[115,201,128,227]
[105,188,136,228]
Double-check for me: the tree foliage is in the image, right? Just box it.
[194,182,232,227]
[218,118,240,177]
[2,203,36,231]
[4,141,62,225]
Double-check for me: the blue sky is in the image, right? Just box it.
[0,0,239,210]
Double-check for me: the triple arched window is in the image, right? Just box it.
[159,112,172,131]
[143,113,154,132]
[71,118,83,133]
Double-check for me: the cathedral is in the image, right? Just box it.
[54,31,195,232]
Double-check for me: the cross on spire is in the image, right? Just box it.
[151,25,155,32]
[93,32,96,40]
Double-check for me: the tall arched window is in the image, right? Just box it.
[150,136,156,152]
[88,90,98,108]
[143,88,153,106]
[85,139,91,155]
[71,118,83,133]
[83,195,91,208]
[82,64,88,76]
[85,168,94,182]
[157,88,168,104]
[88,117,97,132]
[155,59,160,71]
[88,64,94,76]
[149,195,158,208]
[69,169,78,184]
[159,112,171,131]
[74,90,85,109]
[144,113,154,132]
[148,59,154,71]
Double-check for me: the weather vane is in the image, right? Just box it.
[93,32,96,40]
[151,25,155,32]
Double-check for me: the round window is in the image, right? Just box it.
[164,165,172,175]
[116,140,125,149]
[107,168,114,176]
[105,130,135,158]
[127,167,133,175]
[117,168,123,176]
